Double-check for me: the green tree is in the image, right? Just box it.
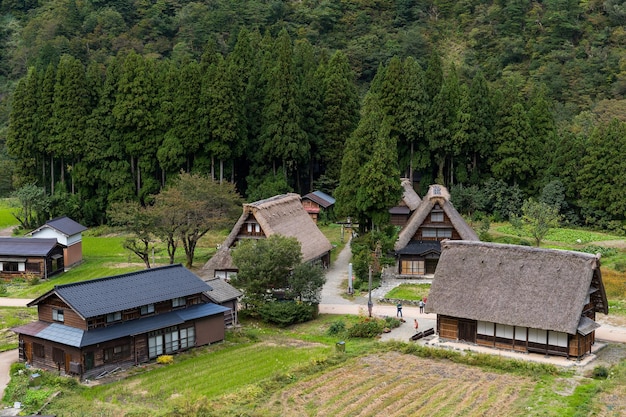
[520,198,561,247]
[260,29,308,185]
[578,119,626,223]
[320,50,359,184]
[11,184,49,229]
[158,172,242,268]
[108,201,155,269]
[287,262,326,303]
[231,235,303,307]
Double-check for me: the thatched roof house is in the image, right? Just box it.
[389,178,422,227]
[392,184,478,276]
[201,193,333,280]
[427,240,608,358]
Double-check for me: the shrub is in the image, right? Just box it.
[258,301,315,327]
[327,320,346,336]
[383,316,402,329]
[0,283,7,296]
[580,245,618,257]
[347,317,384,338]
[156,355,174,365]
[592,365,609,379]
[614,262,626,273]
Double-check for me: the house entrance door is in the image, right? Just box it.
[458,319,477,343]
[84,352,94,370]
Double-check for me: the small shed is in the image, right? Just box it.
[28,217,87,269]
[204,277,243,327]
[0,238,65,279]
[301,191,335,223]
[389,178,422,227]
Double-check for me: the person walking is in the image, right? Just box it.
[413,319,419,332]
[419,299,424,314]
[396,303,403,317]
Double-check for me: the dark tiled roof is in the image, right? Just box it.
[302,191,335,208]
[205,278,243,303]
[0,238,62,257]
[396,241,441,256]
[13,303,229,347]
[29,264,213,319]
[29,216,87,237]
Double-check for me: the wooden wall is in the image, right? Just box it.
[438,316,458,340]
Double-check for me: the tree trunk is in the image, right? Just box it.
[211,156,215,180]
[50,154,54,195]
[219,159,224,184]
[60,156,65,185]
[409,142,414,183]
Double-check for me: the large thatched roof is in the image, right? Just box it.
[426,240,608,335]
[200,193,332,279]
[394,184,478,250]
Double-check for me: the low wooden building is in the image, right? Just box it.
[393,185,478,276]
[28,216,87,269]
[0,238,65,280]
[301,191,335,224]
[201,193,333,280]
[204,277,243,327]
[13,265,229,379]
[426,240,608,359]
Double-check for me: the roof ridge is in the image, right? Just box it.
[55,264,184,290]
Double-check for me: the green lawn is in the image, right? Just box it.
[0,198,17,230]
[0,307,37,351]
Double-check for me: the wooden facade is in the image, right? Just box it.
[393,185,479,278]
[13,265,229,379]
[436,315,596,358]
[427,241,609,360]
[0,240,65,280]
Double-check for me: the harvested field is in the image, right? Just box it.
[262,351,533,416]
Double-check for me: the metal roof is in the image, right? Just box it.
[29,264,213,319]
[29,216,87,237]
[13,303,230,348]
[204,278,243,303]
[0,238,63,257]
[396,241,441,256]
[302,191,335,208]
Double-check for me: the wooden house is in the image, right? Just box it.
[12,264,229,379]
[389,178,422,227]
[301,191,336,224]
[0,238,65,280]
[204,277,242,327]
[201,193,333,280]
[393,184,478,276]
[426,240,608,359]
[28,217,87,269]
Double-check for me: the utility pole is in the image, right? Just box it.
[368,265,373,317]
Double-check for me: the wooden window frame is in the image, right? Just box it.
[52,309,64,323]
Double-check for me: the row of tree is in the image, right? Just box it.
[7,27,626,231]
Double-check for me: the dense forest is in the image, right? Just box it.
[0,0,625,230]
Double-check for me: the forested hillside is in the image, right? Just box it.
[0,0,625,230]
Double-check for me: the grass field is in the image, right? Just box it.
[7,316,625,417]
[0,199,17,230]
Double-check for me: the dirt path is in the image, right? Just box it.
[0,226,15,237]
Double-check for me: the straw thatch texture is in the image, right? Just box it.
[400,178,421,211]
[426,240,606,335]
[201,194,332,278]
[394,184,478,251]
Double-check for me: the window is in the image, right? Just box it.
[422,228,452,239]
[148,326,195,358]
[141,304,155,315]
[104,344,130,362]
[25,263,40,273]
[477,321,494,336]
[247,223,253,233]
[180,327,195,349]
[106,311,122,323]
[52,309,64,322]
[172,297,186,308]
[3,262,19,272]
[431,211,444,222]
[401,260,424,275]
[33,343,45,358]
